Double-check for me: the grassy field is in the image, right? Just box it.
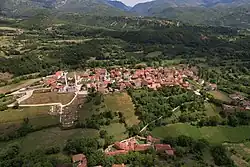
[146,51,162,58]
[104,92,139,126]
[0,127,98,153]
[101,123,128,141]
[204,102,221,117]
[78,93,137,140]
[28,115,59,128]
[0,78,40,94]
[22,92,75,105]
[209,90,232,103]
[0,106,50,123]
[78,97,101,122]
[152,123,250,143]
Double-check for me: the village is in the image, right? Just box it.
[44,66,198,93]
[7,65,250,128]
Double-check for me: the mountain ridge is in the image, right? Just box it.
[107,0,132,11]
[0,0,130,17]
[131,0,250,15]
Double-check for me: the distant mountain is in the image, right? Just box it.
[107,1,132,11]
[129,0,250,28]
[131,0,203,15]
[0,0,129,17]
[131,0,250,15]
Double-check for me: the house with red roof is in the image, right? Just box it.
[147,135,160,144]
[55,71,64,79]
[154,144,174,155]
[165,149,175,156]
[105,150,128,156]
[134,144,152,151]
[112,164,126,167]
[155,144,172,151]
[72,154,87,167]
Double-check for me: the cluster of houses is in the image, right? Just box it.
[72,135,174,167]
[43,67,200,94]
[223,92,250,113]
[81,67,198,93]
[105,135,174,156]
[44,71,79,93]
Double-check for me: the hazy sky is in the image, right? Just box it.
[120,0,152,6]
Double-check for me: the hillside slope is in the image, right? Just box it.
[131,0,250,15]
[0,0,129,16]
[107,0,132,11]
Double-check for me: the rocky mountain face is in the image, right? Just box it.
[106,0,132,11]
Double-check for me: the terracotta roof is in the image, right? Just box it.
[106,150,128,156]
[46,78,56,85]
[165,149,175,156]
[147,135,160,143]
[112,164,126,167]
[72,154,86,163]
[134,144,151,151]
[114,139,136,151]
[155,144,172,152]
[55,71,63,77]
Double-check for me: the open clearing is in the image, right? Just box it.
[0,127,98,153]
[0,106,50,123]
[152,123,250,143]
[209,90,232,103]
[204,102,221,117]
[22,92,75,105]
[146,51,162,57]
[104,92,139,126]
[102,123,128,141]
[0,78,40,94]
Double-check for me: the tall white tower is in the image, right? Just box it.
[64,72,68,92]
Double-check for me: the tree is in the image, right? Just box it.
[64,138,99,155]
[228,115,238,127]
[87,150,106,167]
[128,125,140,137]
[45,146,60,155]
[211,145,235,166]
[176,135,194,147]
[99,130,108,139]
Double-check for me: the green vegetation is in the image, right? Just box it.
[128,86,206,127]
[224,142,250,167]
[0,106,51,123]
[101,123,127,141]
[0,127,98,153]
[152,123,250,143]
[209,91,232,103]
[104,92,139,126]
[204,102,221,117]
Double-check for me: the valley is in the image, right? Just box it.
[1,2,250,167]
